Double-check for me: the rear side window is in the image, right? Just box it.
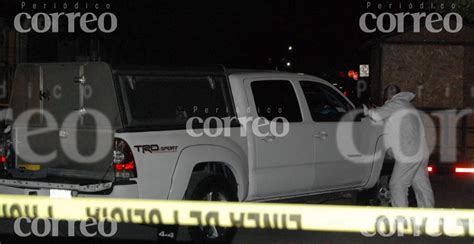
[250,80,302,122]
[300,80,353,122]
[117,75,233,127]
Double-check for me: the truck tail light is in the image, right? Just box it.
[0,137,14,170]
[113,138,137,180]
[0,155,6,171]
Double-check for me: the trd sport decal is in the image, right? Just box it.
[134,144,178,154]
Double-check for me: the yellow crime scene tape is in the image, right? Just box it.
[0,194,473,237]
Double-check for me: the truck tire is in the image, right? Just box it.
[185,173,238,243]
[357,175,417,207]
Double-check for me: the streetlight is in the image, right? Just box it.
[288,46,293,51]
[286,62,291,67]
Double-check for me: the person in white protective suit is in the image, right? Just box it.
[364,85,434,208]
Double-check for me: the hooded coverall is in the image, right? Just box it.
[366,92,434,208]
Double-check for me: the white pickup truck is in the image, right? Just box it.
[0,62,394,242]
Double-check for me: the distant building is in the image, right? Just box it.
[368,23,474,109]
[367,23,474,164]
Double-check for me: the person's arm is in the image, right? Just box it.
[365,102,397,121]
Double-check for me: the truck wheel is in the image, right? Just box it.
[185,173,238,243]
[357,175,392,206]
[357,175,417,207]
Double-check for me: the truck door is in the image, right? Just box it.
[298,80,373,190]
[245,79,315,198]
[12,64,80,170]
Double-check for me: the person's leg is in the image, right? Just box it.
[389,160,420,207]
[411,157,435,208]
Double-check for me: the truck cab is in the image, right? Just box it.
[227,70,380,200]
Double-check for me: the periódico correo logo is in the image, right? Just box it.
[359,1,463,33]
[360,12,463,33]
[14,1,117,33]
[14,11,117,33]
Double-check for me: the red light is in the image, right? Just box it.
[348,70,355,78]
[114,161,135,171]
[124,161,135,170]
[113,164,123,171]
[427,166,433,173]
[343,91,348,96]
[455,167,474,174]
[0,156,6,164]
[353,72,359,80]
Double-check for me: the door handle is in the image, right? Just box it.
[260,134,276,142]
[74,75,86,85]
[75,107,87,116]
[313,131,328,140]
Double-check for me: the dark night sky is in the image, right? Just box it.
[0,0,375,75]
[108,1,372,73]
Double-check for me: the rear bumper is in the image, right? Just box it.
[80,181,139,198]
[0,181,139,198]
